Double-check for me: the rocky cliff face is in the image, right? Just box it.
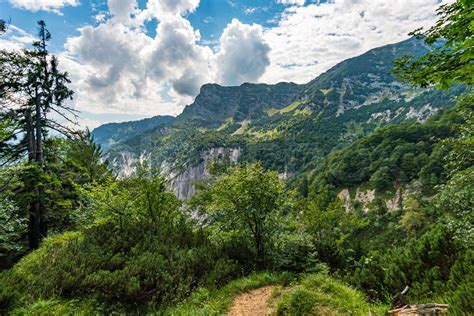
[337,184,408,213]
[164,147,241,200]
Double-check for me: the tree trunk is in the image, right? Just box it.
[35,94,47,243]
[25,107,41,249]
[255,230,265,270]
[25,108,35,162]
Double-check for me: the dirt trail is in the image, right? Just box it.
[226,285,277,316]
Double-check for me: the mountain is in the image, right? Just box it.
[298,103,466,210]
[94,38,463,199]
[91,115,173,150]
[173,82,303,128]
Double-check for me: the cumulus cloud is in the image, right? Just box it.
[107,0,137,24]
[144,15,213,96]
[277,0,306,6]
[261,0,452,84]
[2,0,453,127]
[145,0,200,18]
[8,0,79,15]
[58,0,270,119]
[215,19,271,86]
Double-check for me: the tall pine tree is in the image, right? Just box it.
[0,20,75,248]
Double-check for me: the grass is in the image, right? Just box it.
[280,101,303,114]
[294,109,311,116]
[266,101,306,117]
[217,117,234,131]
[6,272,388,315]
[232,119,251,135]
[154,272,295,315]
[9,299,122,316]
[276,274,388,315]
[320,89,331,96]
[249,128,281,140]
[158,273,387,315]
[266,108,279,117]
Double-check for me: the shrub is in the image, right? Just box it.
[2,220,237,308]
[277,274,386,315]
[271,232,318,272]
[446,250,474,314]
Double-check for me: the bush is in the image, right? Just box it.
[446,250,474,314]
[271,232,318,272]
[1,219,238,309]
[277,274,386,315]
[349,224,466,303]
[277,287,318,316]
[0,212,237,310]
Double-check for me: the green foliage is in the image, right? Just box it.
[446,250,474,314]
[271,231,318,273]
[276,274,387,315]
[302,195,366,270]
[160,272,294,315]
[394,0,474,88]
[0,170,238,312]
[0,199,27,268]
[65,131,111,184]
[435,167,474,248]
[369,166,392,190]
[349,223,469,307]
[0,19,6,34]
[443,93,474,174]
[191,162,285,269]
[309,105,466,191]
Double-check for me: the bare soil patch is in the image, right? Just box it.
[226,285,277,316]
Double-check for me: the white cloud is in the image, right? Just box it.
[2,0,454,128]
[145,0,200,18]
[261,0,452,84]
[107,0,137,24]
[245,7,257,15]
[0,25,36,51]
[277,0,306,6]
[94,13,107,23]
[8,0,79,15]
[144,15,213,96]
[58,0,270,120]
[215,19,271,86]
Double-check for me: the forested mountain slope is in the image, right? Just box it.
[91,115,173,151]
[94,37,464,198]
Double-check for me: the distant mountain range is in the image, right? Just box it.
[92,37,463,199]
[92,115,173,151]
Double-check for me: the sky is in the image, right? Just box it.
[0,0,452,128]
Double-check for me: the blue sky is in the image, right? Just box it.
[0,0,448,128]
[2,0,315,52]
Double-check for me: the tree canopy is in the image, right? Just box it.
[394,0,474,88]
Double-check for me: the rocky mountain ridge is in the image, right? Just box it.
[93,37,463,199]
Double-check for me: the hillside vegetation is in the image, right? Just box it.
[1,1,473,315]
[98,38,464,185]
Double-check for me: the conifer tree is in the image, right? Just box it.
[0,20,75,248]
